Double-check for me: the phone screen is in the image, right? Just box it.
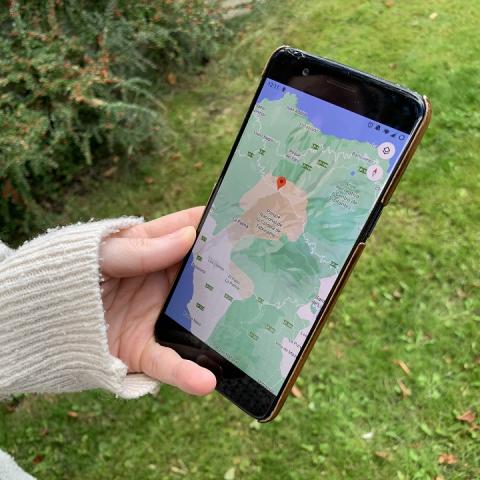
[164,77,413,395]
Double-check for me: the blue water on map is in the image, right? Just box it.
[166,254,194,330]
[257,78,411,173]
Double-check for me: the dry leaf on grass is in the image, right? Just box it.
[438,453,457,465]
[170,465,187,475]
[67,410,79,418]
[456,409,475,424]
[193,162,204,170]
[393,359,411,376]
[385,0,394,7]
[456,288,467,299]
[375,451,391,460]
[291,385,303,398]
[429,12,438,20]
[144,176,154,185]
[397,379,411,398]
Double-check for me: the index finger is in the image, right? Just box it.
[118,206,205,239]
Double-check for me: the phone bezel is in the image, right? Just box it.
[155,47,428,421]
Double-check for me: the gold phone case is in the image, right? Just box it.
[260,96,432,422]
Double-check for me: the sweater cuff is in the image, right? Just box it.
[0,450,35,480]
[0,218,159,399]
[0,241,12,262]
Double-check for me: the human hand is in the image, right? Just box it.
[100,207,216,395]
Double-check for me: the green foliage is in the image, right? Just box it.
[1,1,478,479]
[0,0,229,241]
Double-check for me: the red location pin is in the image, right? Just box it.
[276,176,287,190]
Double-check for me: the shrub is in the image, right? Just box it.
[0,0,230,242]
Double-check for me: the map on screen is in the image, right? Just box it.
[166,78,410,394]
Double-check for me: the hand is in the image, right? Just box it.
[100,207,216,396]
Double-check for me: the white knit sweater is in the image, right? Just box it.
[0,219,160,479]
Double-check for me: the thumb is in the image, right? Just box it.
[141,339,217,396]
[101,226,196,278]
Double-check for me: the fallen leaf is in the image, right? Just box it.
[166,72,177,86]
[291,385,303,398]
[67,410,79,418]
[224,467,236,480]
[429,12,438,20]
[393,359,411,376]
[170,465,187,475]
[434,476,445,480]
[32,454,44,465]
[144,176,154,185]
[384,0,394,7]
[456,409,475,425]
[375,451,391,460]
[393,289,402,299]
[193,161,204,170]
[438,453,457,465]
[102,166,117,178]
[456,288,467,299]
[397,379,411,398]
[170,152,182,161]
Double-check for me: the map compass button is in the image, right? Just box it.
[367,164,384,181]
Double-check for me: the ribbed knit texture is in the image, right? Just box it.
[0,451,34,480]
[1,219,163,478]
[0,218,160,398]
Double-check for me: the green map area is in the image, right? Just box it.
[193,91,388,394]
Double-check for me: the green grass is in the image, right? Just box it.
[1,1,479,478]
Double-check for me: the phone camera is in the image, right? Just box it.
[302,68,310,76]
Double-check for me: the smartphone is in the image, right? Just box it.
[155,46,431,421]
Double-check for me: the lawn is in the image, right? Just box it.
[1,0,479,479]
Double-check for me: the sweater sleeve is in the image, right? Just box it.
[0,219,159,400]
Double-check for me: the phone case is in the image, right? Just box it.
[260,92,432,421]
